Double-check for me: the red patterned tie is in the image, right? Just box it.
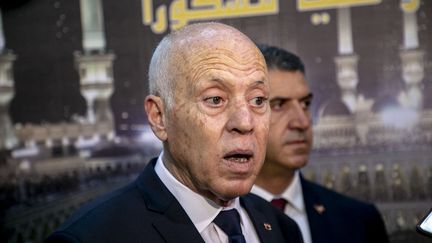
[271,198,288,211]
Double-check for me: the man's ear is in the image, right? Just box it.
[144,95,167,141]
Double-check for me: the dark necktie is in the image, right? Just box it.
[271,198,288,212]
[213,209,246,243]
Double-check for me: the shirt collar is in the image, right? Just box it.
[252,170,305,212]
[282,170,305,212]
[154,152,241,233]
[251,184,274,201]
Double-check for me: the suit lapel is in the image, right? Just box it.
[301,176,334,243]
[241,196,277,243]
[152,205,205,243]
[135,159,205,243]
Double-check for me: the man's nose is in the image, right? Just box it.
[226,102,254,134]
[288,102,311,130]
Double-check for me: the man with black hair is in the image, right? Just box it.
[252,45,389,243]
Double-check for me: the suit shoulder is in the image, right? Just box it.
[303,179,377,212]
[244,192,273,205]
[52,180,147,237]
[302,179,389,242]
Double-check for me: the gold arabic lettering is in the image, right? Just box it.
[297,0,381,11]
[142,0,279,34]
[400,0,420,13]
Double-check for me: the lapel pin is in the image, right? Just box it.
[264,223,272,231]
[314,204,326,214]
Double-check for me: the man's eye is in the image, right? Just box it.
[205,96,223,105]
[251,97,266,106]
[270,100,285,111]
[301,100,312,110]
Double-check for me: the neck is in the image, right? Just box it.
[255,164,296,195]
[161,150,236,207]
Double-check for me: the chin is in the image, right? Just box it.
[217,179,254,199]
[285,154,308,166]
[290,160,308,169]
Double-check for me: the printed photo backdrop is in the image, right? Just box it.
[1,0,431,242]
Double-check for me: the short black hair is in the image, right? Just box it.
[257,44,305,74]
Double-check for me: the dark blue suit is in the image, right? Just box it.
[45,159,303,243]
[301,176,389,243]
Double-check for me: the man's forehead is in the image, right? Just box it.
[167,23,266,88]
[178,27,225,45]
[269,70,307,83]
[175,23,240,41]
[172,34,263,72]
[171,23,257,55]
[268,70,309,93]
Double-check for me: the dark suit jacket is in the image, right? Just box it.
[301,176,389,243]
[45,159,303,243]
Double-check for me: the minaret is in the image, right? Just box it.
[75,0,115,138]
[0,9,18,150]
[334,8,374,145]
[297,1,380,115]
[398,0,424,110]
[334,7,358,113]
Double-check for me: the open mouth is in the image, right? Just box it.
[223,151,253,163]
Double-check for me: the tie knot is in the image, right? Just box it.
[213,209,246,243]
[271,198,288,211]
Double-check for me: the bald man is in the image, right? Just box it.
[45,23,303,243]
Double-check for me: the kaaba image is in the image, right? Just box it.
[0,1,431,242]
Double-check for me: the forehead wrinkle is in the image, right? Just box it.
[189,62,267,92]
[191,49,264,67]
[187,52,266,82]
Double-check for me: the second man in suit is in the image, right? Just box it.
[252,45,389,243]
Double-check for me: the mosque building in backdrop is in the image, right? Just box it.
[0,0,431,242]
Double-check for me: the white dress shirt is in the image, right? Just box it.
[155,153,260,243]
[251,171,312,243]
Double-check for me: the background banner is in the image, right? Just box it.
[1,0,431,242]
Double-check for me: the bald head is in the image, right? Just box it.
[148,22,264,110]
[145,22,270,205]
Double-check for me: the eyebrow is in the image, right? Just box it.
[301,93,314,102]
[270,92,313,102]
[207,78,266,87]
[251,80,266,87]
[194,78,227,91]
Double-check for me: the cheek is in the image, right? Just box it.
[168,107,199,156]
[268,120,284,140]
[259,110,271,129]
[256,117,270,154]
[266,133,278,150]
[175,108,221,158]
[264,122,270,137]
[258,128,269,147]
[306,128,313,142]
